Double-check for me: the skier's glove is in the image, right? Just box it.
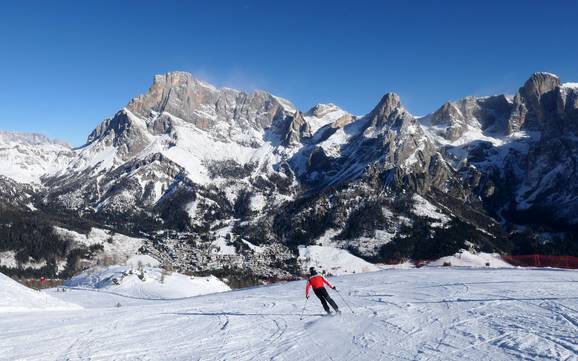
[306,295,309,299]
[332,286,337,290]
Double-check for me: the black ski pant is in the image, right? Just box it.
[313,287,338,313]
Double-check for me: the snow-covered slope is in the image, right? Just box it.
[304,103,354,133]
[298,245,380,275]
[0,272,80,313]
[427,250,513,268]
[1,268,577,360]
[65,263,230,299]
[0,131,73,183]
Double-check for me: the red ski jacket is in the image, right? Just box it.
[305,275,334,297]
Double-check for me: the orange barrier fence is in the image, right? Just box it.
[502,255,578,269]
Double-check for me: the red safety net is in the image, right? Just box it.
[502,255,578,269]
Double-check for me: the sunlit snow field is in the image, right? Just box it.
[1,268,577,361]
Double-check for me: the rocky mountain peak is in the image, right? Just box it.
[283,111,311,146]
[521,72,561,99]
[126,72,220,124]
[368,92,413,128]
[150,71,219,94]
[430,102,462,125]
[123,71,295,138]
[375,92,402,115]
[425,95,513,141]
[508,72,563,133]
[154,71,216,87]
[307,103,340,118]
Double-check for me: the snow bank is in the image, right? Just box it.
[427,250,512,268]
[0,272,81,313]
[562,82,578,89]
[378,261,415,269]
[65,265,230,299]
[298,245,380,275]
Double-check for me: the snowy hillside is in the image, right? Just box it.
[1,268,577,360]
[66,261,230,299]
[0,272,80,313]
[427,250,513,268]
[298,245,381,275]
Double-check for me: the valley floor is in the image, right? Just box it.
[1,268,578,360]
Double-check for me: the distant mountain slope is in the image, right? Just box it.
[0,131,73,184]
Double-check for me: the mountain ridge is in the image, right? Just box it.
[1,71,576,283]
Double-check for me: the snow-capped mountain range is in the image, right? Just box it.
[0,131,73,184]
[1,71,577,281]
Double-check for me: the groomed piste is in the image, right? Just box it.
[1,267,577,360]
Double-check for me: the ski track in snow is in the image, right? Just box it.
[1,268,578,361]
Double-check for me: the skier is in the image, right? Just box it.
[305,267,340,315]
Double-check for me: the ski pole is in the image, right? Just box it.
[299,297,309,320]
[335,289,355,314]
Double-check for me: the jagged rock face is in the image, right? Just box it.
[86,110,152,160]
[298,92,451,195]
[42,72,306,219]
[368,93,409,128]
[421,73,578,230]
[283,111,311,146]
[557,85,578,117]
[52,73,578,236]
[126,72,292,142]
[2,71,578,281]
[307,147,332,172]
[553,85,578,134]
[515,135,578,225]
[510,76,578,225]
[508,72,561,133]
[427,95,512,141]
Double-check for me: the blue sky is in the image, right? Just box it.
[1,1,577,146]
